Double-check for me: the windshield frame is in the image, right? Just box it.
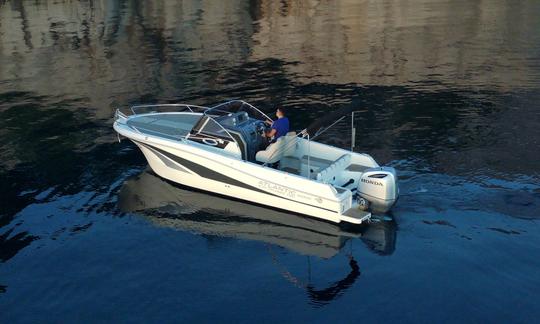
[205,100,273,122]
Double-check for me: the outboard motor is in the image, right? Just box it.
[357,167,398,213]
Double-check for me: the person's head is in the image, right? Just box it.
[276,106,286,118]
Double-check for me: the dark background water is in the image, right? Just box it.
[1,0,539,322]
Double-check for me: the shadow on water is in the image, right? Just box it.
[0,228,38,263]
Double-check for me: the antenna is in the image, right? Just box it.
[350,110,364,152]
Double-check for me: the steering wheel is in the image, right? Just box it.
[256,121,271,136]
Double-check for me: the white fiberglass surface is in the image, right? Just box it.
[127,113,201,138]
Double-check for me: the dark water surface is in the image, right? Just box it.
[1,0,540,322]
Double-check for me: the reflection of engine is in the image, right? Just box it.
[357,167,399,213]
[217,111,267,161]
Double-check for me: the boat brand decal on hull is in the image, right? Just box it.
[258,181,296,199]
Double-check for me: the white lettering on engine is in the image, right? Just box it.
[361,178,383,186]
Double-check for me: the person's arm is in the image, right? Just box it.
[265,128,276,138]
[266,119,279,138]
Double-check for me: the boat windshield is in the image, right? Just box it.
[205,100,272,122]
[191,115,235,141]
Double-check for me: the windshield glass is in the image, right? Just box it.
[193,116,234,141]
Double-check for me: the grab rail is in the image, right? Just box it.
[130,104,209,116]
[115,109,128,120]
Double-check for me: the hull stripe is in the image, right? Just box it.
[141,144,192,174]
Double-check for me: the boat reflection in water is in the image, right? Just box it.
[118,169,397,258]
[118,169,397,305]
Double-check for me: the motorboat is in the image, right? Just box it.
[118,169,397,258]
[113,100,399,225]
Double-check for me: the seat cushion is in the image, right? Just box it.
[256,133,297,164]
[256,140,283,163]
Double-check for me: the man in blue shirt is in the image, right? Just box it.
[265,107,289,142]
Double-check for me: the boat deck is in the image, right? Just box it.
[279,155,333,177]
[126,114,201,140]
[279,155,370,178]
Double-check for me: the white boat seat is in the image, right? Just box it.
[256,132,297,164]
[301,155,333,167]
[316,154,351,183]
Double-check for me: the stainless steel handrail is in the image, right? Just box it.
[115,109,128,119]
[130,104,209,116]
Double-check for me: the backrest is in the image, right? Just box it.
[255,132,297,164]
[316,154,351,183]
[282,132,298,157]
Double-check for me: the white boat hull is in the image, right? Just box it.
[133,139,354,224]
